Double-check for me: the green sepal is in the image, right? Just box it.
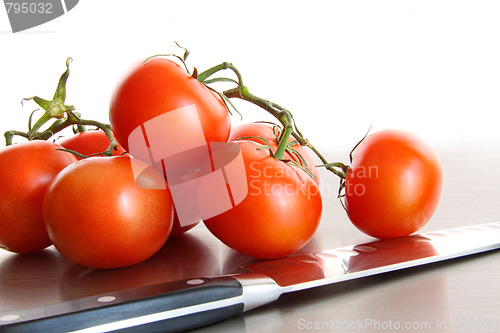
[22,58,75,133]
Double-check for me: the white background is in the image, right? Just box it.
[1,0,500,159]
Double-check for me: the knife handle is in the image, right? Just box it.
[0,276,249,333]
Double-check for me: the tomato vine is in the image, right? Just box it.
[5,49,350,182]
[4,58,119,158]
[195,61,349,179]
[0,43,444,253]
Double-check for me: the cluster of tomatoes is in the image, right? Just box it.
[0,56,444,269]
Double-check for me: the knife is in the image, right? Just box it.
[1,221,500,332]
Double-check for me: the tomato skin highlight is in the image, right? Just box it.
[43,156,174,269]
[0,141,77,253]
[109,58,231,152]
[202,140,322,259]
[229,123,320,185]
[344,129,443,239]
[57,130,127,159]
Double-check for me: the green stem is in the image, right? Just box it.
[306,144,348,179]
[5,111,117,156]
[198,61,349,180]
[275,125,293,160]
[4,58,117,156]
[27,111,52,135]
[5,131,25,146]
[197,62,243,85]
[53,58,72,102]
[224,86,294,160]
[63,112,117,157]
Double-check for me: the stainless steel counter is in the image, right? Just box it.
[1,143,499,332]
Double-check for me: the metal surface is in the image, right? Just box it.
[243,222,500,292]
[1,144,500,332]
[2,222,499,332]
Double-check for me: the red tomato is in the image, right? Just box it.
[229,123,320,185]
[43,156,174,269]
[201,140,323,259]
[109,58,231,153]
[57,130,127,159]
[344,129,443,239]
[0,141,77,253]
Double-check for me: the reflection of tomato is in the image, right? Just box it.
[0,141,77,253]
[109,58,231,152]
[229,123,319,184]
[43,156,174,269]
[0,249,71,310]
[59,232,218,299]
[202,141,322,259]
[347,235,438,273]
[244,254,326,287]
[344,129,443,239]
[57,130,127,159]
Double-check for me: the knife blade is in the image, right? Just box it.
[1,222,500,333]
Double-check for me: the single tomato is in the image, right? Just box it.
[109,57,231,154]
[201,140,322,259]
[229,122,319,184]
[0,141,77,253]
[57,130,127,159]
[344,129,443,239]
[43,156,174,269]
